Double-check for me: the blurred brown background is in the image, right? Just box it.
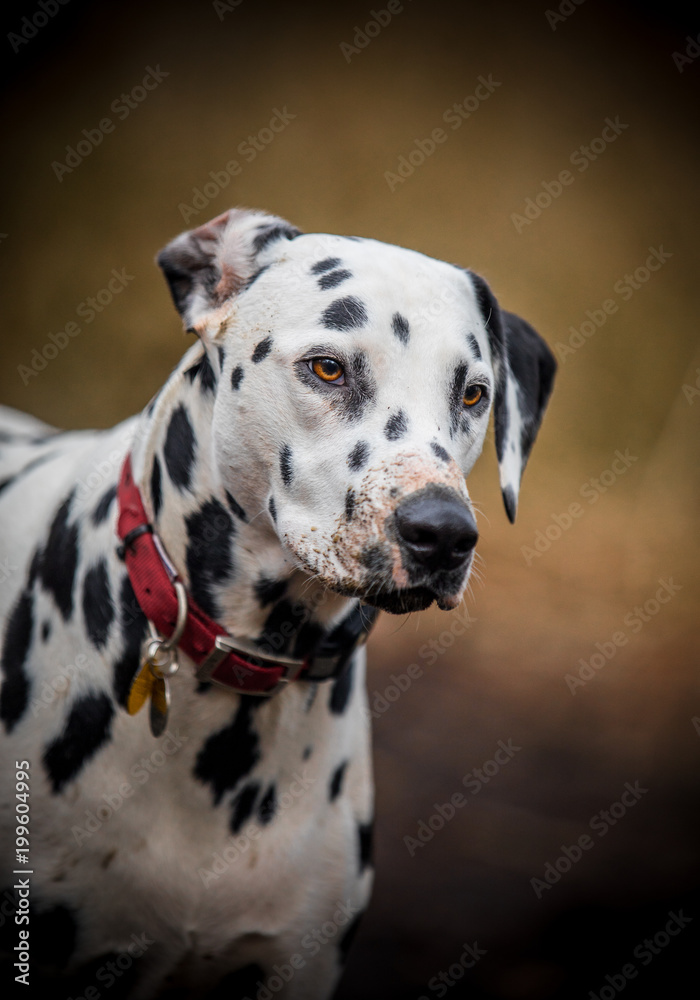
[1,0,699,996]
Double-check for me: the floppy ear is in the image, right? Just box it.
[156,208,302,332]
[469,273,557,523]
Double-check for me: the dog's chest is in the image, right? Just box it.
[48,675,371,950]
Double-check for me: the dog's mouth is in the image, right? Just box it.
[324,576,466,615]
[362,586,442,615]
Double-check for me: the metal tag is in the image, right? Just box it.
[149,675,170,738]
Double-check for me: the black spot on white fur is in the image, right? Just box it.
[384,410,408,441]
[225,490,247,522]
[358,821,373,872]
[330,761,348,801]
[92,485,117,526]
[348,440,370,471]
[431,441,451,463]
[251,337,273,363]
[311,257,341,274]
[112,576,148,708]
[0,585,34,732]
[257,599,307,658]
[150,456,163,520]
[82,560,114,650]
[184,352,217,393]
[43,692,115,793]
[467,333,482,360]
[40,492,79,621]
[254,576,287,607]
[280,445,293,487]
[194,697,263,805]
[230,365,244,390]
[230,781,260,834]
[252,222,300,253]
[185,500,235,621]
[345,489,356,521]
[318,268,352,290]
[391,313,410,345]
[163,405,196,491]
[321,296,368,331]
[258,784,277,824]
[330,659,354,714]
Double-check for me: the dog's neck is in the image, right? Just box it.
[127,340,358,654]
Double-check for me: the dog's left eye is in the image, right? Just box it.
[463,384,485,407]
[309,358,345,384]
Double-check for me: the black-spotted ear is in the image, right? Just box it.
[156,208,301,332]
[469,272,557,523]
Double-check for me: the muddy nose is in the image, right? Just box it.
[394,492,478,572]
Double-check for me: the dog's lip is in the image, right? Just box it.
[361,586,437,614]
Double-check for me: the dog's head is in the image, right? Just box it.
[157,209,556,615]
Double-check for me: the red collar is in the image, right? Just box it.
[116,455,374,696]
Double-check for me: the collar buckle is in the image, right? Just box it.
[196,635,307,696]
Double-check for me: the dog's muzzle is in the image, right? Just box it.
[359,484,477,615]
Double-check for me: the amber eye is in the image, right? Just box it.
[310,358,345,384]
[463,385,484,407]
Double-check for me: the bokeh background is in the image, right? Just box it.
[1,0,699,996]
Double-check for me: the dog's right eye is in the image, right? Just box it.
[309,358,345,384]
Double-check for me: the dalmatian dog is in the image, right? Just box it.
[0,208,555,999]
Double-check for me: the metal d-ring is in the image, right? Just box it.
[143,580,188,679]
